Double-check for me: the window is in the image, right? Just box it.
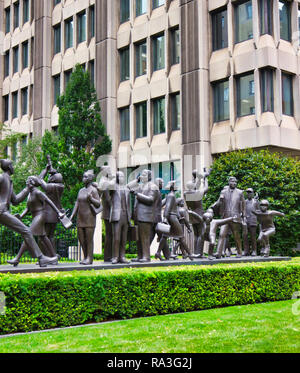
[65,18,74,49]
[53,0,61,6]
[14,2,20,29]
[5,7,11,33]
[3,95,9,122]
[212,8,228,51]
[136,0,147,17]
[90,6,95,38]
[152,34,165,71]
[298,6,300,45]
[171,93,180,131]
[170,28,180,65]
[13,46,19,74]
[260,69,274,112]
[12,91,18,119]
[22,41,29,69]
[236,72,255,117]
[53,75,60,105]
[120,107,130,141]
[153,97,165,135]
[21,87,28,115]
[4,52,10,78]
[23,0,30,24]
[120,47,130,82]
[213,80,230,122]
[77,12,86,44]
[53,25,61,54]
[235,1,253,43]
[279,1,291,41]
[282,73,293,116]
[135,41,147,77]
[135,102,147,138]
[153,0,165,9]
[88,60,95,86]
[64,70,72,89]
[259,0,272,35]
[120,0,130,23]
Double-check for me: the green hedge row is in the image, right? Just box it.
[0,260,299,335]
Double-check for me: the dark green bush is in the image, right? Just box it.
[204,149,300,256]
[0,260,299,335]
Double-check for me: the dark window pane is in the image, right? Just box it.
[3,95,9,122]
[54,25,61,54]
[12,92,18,118]
[23,0,30,24]
[120,47,130,82]
[90,6,95,37]
[235,1,253,43]
[120,0,130,23]
[136,0,147,16]
[259,0,273,35]
[171,28,180,65]
[22,41,29,69]
[53,75,60,105]
[212,8,228,51]
[136,41,147,77]
[279,0,291,41]
[153,34,165,71]
[5,8,11,33]
[136,102,147,138]
[77,12,86,43]
[14,2,19,29]
[13,47,19,73]
[171,93,180,131]
[153,97,165,134]
[260,69,274,112]
[65,18,74,49]
[4,52,10,77]
[21,87,28,115]
[213,80,230,122]
[153,0,165,9]
[120,107,130,141]
[282,73,293,116]
[236,73,255,117]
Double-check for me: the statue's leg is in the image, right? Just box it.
[77,227,87,263]
[231,223,243,257]
[249,225,257,256]
[103,219,113,262]
[216,224,229,258]
[39,235,57,258]
[243,225,250,256]
[139,222,151,262]
[111,222,121,264]
[85,228,95,264]
[119,219,129,263]
[45,223,57,255]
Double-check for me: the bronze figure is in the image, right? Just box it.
[252,199,285,257]
[0,160,58,267]
[7,176,64,266]
[109,171,131,264]
[243,188,260,256]
[212,177,246,259]
[70,170,101,265]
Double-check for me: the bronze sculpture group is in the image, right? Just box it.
[2,157,285,268]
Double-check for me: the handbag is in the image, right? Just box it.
[59,214,73,229]
[156,222,171,235]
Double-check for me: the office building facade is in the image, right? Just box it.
[1,0,300,190]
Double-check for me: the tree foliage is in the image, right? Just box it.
[204,149,300,256]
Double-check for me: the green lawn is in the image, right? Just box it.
[0,299,299,353]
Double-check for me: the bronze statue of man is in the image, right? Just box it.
[109,171,131,264]
[243,188,259,256]
[252,199,285,257]
[1,159,58,267]
[97,166,114,262]
[129,169,158,262]
[212,176,246,259]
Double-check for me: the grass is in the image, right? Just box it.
[0,299,299,353]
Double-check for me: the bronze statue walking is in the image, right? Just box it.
[70,170,101,265]
[243,188,259,256]
[7,176,64,266]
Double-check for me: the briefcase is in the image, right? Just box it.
[127,225,138,242]
[59,215,73,229]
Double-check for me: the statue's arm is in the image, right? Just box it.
[11,187,30,206]
[136,191,155,206]
[20,207,29,219]
[270,211,285,217]
[37,190,62,216]
[70,201,79,221]
[88,189,101,208]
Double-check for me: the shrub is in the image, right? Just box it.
[0,260,299,334]
[204,149,300,256]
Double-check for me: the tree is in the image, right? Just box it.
[40,64,112,209]
[204,149,300,256]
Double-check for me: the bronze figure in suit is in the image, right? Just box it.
[7,176,64,266]
[212,176,246,259]
[1,160,58,268]
[243,188,260,256]
[130,169,158,262]
[70,170,101,265]
[98,166,114,262]
[109,171,131,264]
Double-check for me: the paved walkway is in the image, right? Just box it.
[0,256,291,274]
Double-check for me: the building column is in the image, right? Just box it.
[33,0,52,137]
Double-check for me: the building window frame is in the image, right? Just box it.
[65,18,74,50]
[282,72,293,116]
[279,0,291,42]
[135,40,147,77]
[234,0,253,44]
[236,71,255,117]
[170,93,181,131]
[120,106,130,142]
[213,79,230,122]
[77,11,87,44]
[153,97,166,135]
[211,7,228,51]
[53,24,61,55]
[120,0,130,24]
[152,33,165,72]
[260,68,274,113]
[135,101,147,139]
[120,47,130,82]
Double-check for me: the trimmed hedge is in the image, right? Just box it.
[0,260,299,335]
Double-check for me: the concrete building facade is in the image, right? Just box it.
[1,0,300,190]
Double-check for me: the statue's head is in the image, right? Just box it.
[228,176,237,189]
[140,169,152,184]
[0,159,14,175]
[155,178,164,190]
[177,198,185,207]
[26,176,41,189]
[83,170,95,185]
[185,180,195,191]
[203,208,214,223]
[49,172,63,184]
[246,188,254,199]
[260,199,269,212]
